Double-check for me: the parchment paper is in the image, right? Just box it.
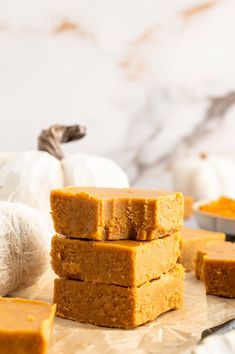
[12,267,235,354]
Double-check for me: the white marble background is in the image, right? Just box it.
[0,0,235,189]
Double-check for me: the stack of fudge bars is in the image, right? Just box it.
[50,187,185,329]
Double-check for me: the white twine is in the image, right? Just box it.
[0,202,49,296]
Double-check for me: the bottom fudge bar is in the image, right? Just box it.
[54,264,184,329]
[0,297,56,354]
[196,242,235,298]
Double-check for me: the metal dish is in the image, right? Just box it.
[193,200,235,238]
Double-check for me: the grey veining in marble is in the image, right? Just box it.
[0,0,235,189]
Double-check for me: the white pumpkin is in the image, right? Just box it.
[0,125,129,216]
[173,153,235,200]
[0,151,62,214]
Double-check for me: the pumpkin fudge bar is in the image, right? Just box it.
[196,242,235,298]
[0,297,56,354]
[184,195,194,219]
[50,187,184,241]
[54,264,184,329]
[51,232,181,287]
[178,227,225,272]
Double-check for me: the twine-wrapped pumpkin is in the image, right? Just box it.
[0,202,49,296]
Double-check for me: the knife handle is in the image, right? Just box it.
[201,318,235,339]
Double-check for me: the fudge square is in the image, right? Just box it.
[51,232,181,287]
[196,242,235,298]
[179,227,225,272]
[54,264,184,329]
[0,297,56,354]
[183,195,194,219]
[50,187,184,241]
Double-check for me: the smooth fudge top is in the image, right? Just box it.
[52,186,180,200]
[0,297,56,332]
[199,241,235,260]
[182,227,225,241]
[50,187,184,241]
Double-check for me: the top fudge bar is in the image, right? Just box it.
[50,187,183,241]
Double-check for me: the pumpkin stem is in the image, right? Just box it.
[200,152,207,159]
[38,124,86,160]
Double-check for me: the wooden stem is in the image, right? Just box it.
[38,124,86,160]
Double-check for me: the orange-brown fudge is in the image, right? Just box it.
[54,264,184,329]
[51,232,181,287]
[0,297,56,354]
[178,227,225,272]
[184,195,194,219]
[50,187,184,241]
[196,242,235,298]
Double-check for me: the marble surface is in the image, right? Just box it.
[1,0,235,189]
